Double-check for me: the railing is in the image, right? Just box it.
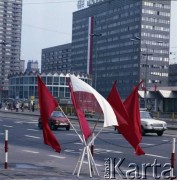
[151,111,177,120]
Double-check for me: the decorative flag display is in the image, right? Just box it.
[108,81,145,155]
[37,75,61,153]
[69,75,118,128]
[69,82,92,141]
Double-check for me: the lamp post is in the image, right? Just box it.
[0,41,6,102]
[131,37,152,109]
[157,41,164,84]
[90,33,102,90]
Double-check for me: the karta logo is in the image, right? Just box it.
[104,158,176,179]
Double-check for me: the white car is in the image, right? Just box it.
[140,111,167,136]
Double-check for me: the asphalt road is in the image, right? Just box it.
[0,113,177,179]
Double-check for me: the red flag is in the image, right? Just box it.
[37,75,61,153]
[124,81,145,155]
[107,81,128,127]
[108,81,145,156]
[69,82,92,141]
[154,84,157,92]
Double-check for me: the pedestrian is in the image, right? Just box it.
[32,102,35,112]
[21,102,24,112]
[13,101,16,110]
[15,102,19,112]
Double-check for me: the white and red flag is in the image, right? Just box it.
[69,75,118,130]
[69,82,92,141]
[37,75,61,153]
[108,81,145,156]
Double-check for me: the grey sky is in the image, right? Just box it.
[21,0,177,68]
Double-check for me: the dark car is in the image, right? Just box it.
[38,111,70,131]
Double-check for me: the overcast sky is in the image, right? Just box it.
[21,0,177,68]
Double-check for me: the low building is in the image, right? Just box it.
[139,86,177,113]
[8,72,91,101]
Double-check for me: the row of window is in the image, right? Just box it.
[142,17,170,24]
[142,24,169,32]
[141,32,169,40]
[9,86,70,99]
[142,9,170,17]
[143,2,170,9]
[151,72,168,77]
[10,76,90,86]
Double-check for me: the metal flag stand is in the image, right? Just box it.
[73,133,100,177]
[73,128,103,177]
[58,105,100,177]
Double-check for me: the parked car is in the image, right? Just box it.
[84,111,95,118]
[38,111,70,131]
[140,111,167,136]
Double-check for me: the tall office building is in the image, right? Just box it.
[25,60,39,73]
[41,43,72,73]
[0,0,22,99]
[71,0,170,99]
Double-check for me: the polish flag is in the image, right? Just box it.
[69,75,118,129]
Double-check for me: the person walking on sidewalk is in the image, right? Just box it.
[32,102,35,112]
[21,102,24,112]
[15,101,19,112]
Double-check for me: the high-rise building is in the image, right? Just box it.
[25,60,39,73]
[0,0,22,99]
[169,64,177,86]
[19,59,25,72]
[71,0,171,99]
[41,43,71,73]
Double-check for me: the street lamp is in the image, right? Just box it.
[0,41,6,102]
[131,37,152,109]
[90,33,102,90]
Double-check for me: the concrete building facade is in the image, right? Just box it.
[41,43,72,73]
[169,64,177,86]
[0,0,22,99]
[8,72,91,100]
[25,60,39,73]
[71,0,171,99]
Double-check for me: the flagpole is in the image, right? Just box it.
[88,127,103,147]
[57,105,83,143]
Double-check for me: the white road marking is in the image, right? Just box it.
[64,149,75,152]
[66,134,78,136]
[22,150,39,154]
[162,139,170,142]
[3,125,13,128]
[24,122,37,124]
[27,129,39,132]
[94,148,123,154]
[14,121,23,124]
[145,153,169,159]
[64,149,80,154]
[74,142,82,145]
[83,161,103,167]
[48,155,66,159]
[25,135,41,139]
[140,143,155,146]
